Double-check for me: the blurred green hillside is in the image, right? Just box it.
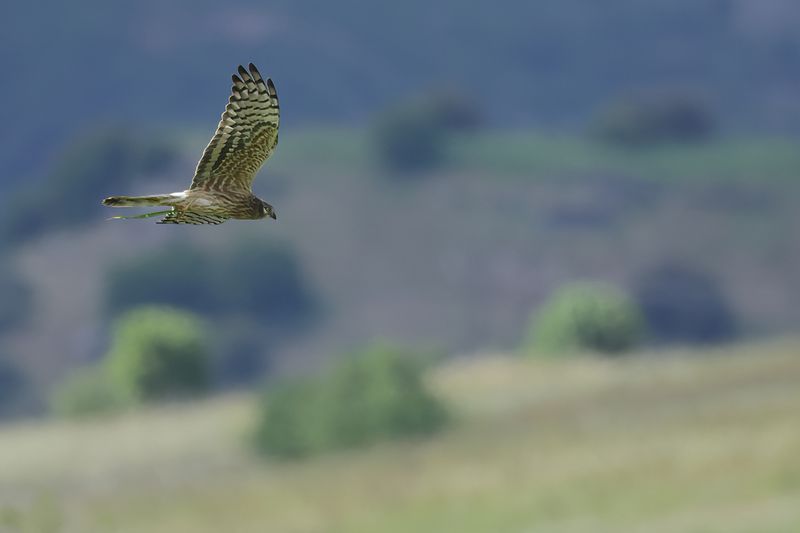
[2,341,799,532]
[3,0,800,415]
[3,128,800,410]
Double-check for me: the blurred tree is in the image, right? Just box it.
[105,306,211,403]
[634,263,737,344]
[0,358,26,417]
[371,89,483,174]
[0,127,177,248]
[50,366,126,418]
[254,342,447,459]
[321,343,447,448]
[372,105,445,173]
[0,265,32,334]
[105,245,217,315]
[218,240,318,328]
[526,283,645,355]
[590,91,716,146]
[212,319,271,388]
[104,240,317,330]
[252,378,328,459]
[423,90,485,132]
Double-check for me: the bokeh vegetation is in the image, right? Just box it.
[51,367,124,418]
[634,263,737,344]
[371,90,483,174]
[105,307,211,403]
[103,240,316,386]
[591,91,716,146]
[105,240,317,328]
[0,128,176,249]
[526,283,645,355]
[0,358,25,417]
[0,265,32,334]
[254,343,447,459]
[52,306,211,416]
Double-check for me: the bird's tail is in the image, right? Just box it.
[102,194,174,207]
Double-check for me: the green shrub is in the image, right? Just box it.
[370,89,483,174]
[254,343,447,459]
[634,263,737,344]
[213,320,271,388]
[526,283,645,355]
[0,128,176,248]
[372,105,445,173]
[0,265,32,333]
[252,378,329,458]
[105,306,211,403]
[422,90,485,132]
[321,344,447,448]
[50,367,126,417]
[591,91,715,146]
[0,358,26,417]
[104,240,317,330]
[105,245,216,315]
[217,240,318,328]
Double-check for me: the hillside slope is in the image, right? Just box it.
[7,131,800,391]
[2,341,799,532]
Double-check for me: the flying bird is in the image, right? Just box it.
[102,63,279,224]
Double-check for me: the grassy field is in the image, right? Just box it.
[2,341,799,533]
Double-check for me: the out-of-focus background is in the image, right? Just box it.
[2,1,800,531]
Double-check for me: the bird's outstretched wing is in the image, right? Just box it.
[190,63,280,193]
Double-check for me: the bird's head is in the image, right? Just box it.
[260,201,277,220]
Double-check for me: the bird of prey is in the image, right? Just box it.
[102,63,279,224]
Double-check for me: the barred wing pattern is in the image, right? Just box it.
[191,63,280,193]
[157,211,228,225]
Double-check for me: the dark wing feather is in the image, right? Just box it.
[190,63,280,193]
[157,211,229,225]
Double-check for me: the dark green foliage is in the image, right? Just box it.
[253,378,328,458]
[50,367,126,418]
[371,90,483,174]
[212,320,271,388]
[527,283,645,355]
[104,241,315,390]
[321,344,447,449]
[591,92,716,146]
[0,358,26,417]
[105,245,217,315]
[50,306,211,416]
[634,263,737,344]
[254,343,447,459]
[104,240,317,329]
[0,128,176,248]
[105,307,211,403]
[424,90,485,132]
[0,265,32,334]
[217,241,317,327]
[372,105,446,173]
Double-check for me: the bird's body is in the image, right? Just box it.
[103,190,268,224]
[103,63,280,225]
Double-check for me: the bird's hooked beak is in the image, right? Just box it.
[270,210,277,220]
